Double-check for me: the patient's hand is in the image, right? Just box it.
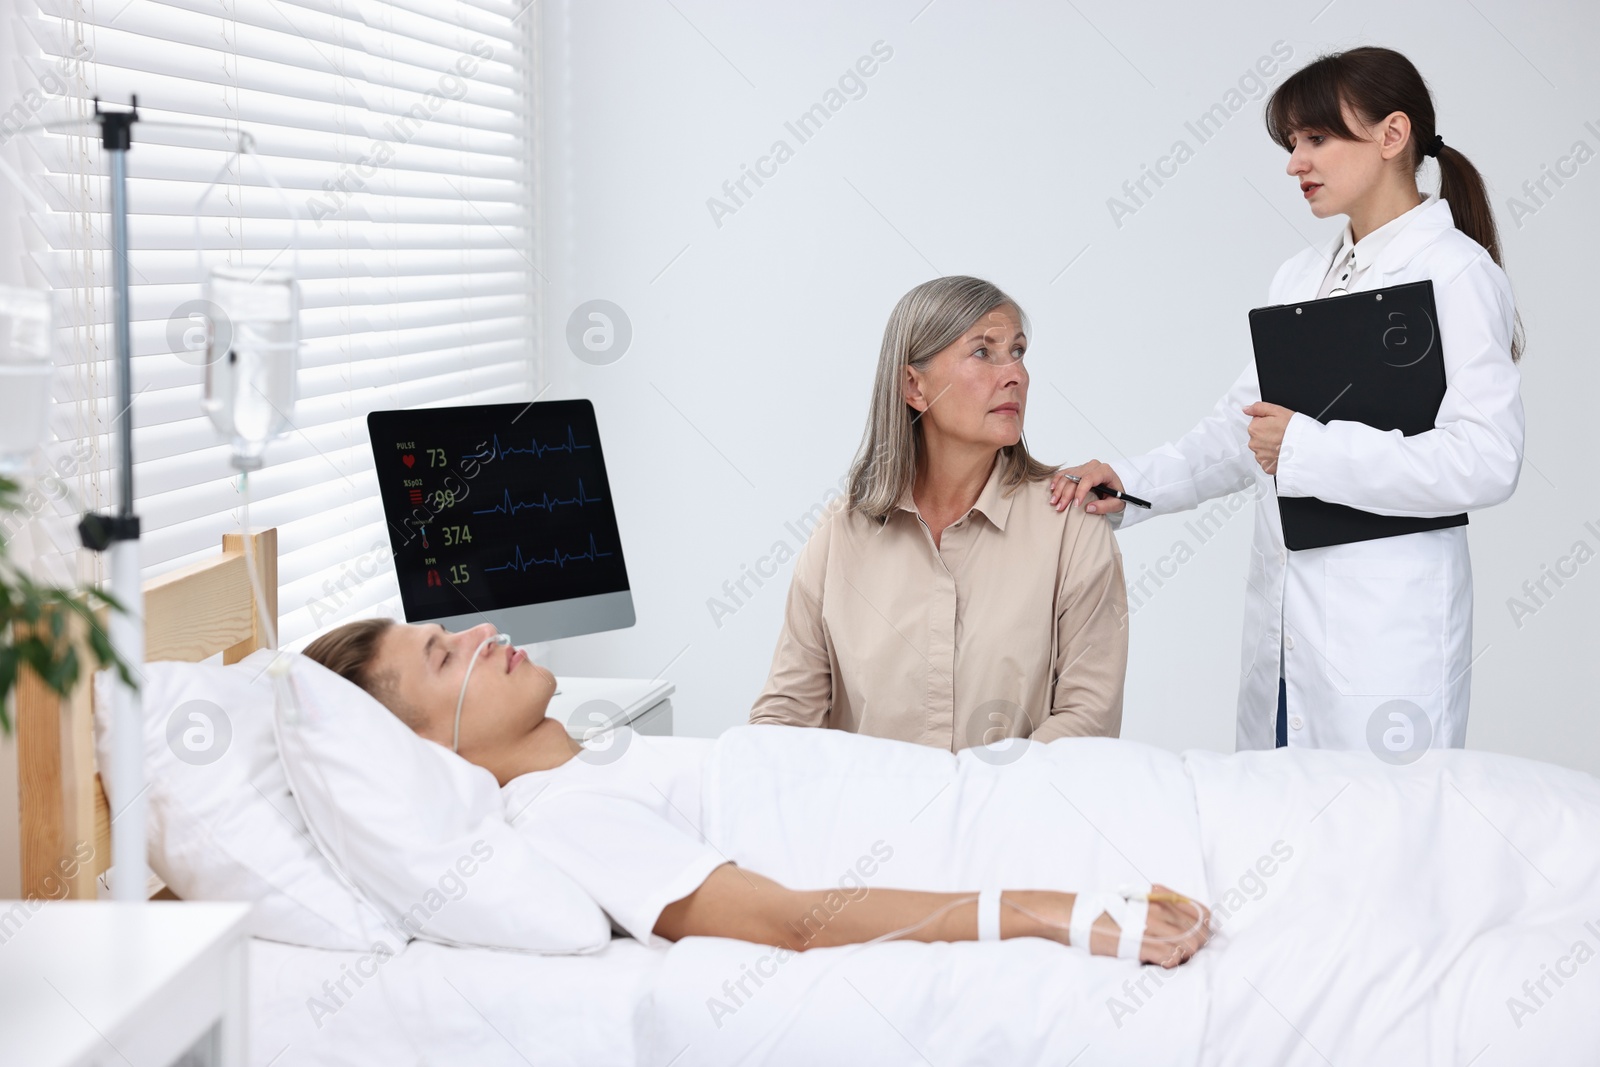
[1023,883,1212,966]
[1048,461,1126,515]
[1122,884,1213,967]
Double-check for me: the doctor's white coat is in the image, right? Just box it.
[1114,197,1524,752]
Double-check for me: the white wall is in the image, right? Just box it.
[551,1,1597,767]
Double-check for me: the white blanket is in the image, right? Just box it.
[637,725,1600,1066]
[1188,746,1600,1066]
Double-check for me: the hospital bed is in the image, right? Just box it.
[17,529,1600,1066]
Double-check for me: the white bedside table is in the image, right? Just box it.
[544,675,675,737]
[0,900,251,1067]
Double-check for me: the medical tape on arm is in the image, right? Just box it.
[1116,894,1149,961]
[977,887,1002,942]
[1066,888,1149,960]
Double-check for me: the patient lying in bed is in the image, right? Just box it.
[303,618,1211,966]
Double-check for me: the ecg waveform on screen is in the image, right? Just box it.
[471,480,604,517]
[482,533,615,573]
[464,427,592,463]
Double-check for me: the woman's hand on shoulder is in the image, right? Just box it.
[1048,461,1126,515]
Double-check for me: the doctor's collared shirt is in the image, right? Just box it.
[749,458,1128,751]
[1317,194,1435,298]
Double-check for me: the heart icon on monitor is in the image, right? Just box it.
[402,454,415,467]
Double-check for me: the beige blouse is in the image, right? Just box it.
[749,460,1128,751]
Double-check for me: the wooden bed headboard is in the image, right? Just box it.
[15,528,278,900]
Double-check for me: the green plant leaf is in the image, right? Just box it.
[0,541,137,732]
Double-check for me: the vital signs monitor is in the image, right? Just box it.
[367,400,635,642]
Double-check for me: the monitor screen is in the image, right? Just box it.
[367,400,635,642]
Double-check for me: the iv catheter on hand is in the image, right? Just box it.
[453,632,512,752]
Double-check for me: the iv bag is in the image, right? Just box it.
[201,266,299,471]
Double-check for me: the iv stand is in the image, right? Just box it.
[11,94,296,903]
[76,96,146,902]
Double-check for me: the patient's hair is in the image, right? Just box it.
[302,618,425,731]
[848,275,1055,523]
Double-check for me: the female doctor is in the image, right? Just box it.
[1050,46,1524,755]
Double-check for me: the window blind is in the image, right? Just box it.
[6,0,541,647]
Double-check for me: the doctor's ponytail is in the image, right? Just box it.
[1265,46,1523,361]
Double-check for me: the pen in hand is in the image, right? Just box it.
[1059,473,1152,509]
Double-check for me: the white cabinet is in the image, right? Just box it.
[0,901,251,1067]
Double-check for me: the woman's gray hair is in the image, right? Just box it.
[847,276,1056,522]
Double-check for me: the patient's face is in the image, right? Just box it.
[905,304,1027,451]
[373,621,557,755]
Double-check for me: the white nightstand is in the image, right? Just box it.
[0,900,251,1067]
[544,675,675,737]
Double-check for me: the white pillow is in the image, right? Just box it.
[272,651,612,954]
[94,650,380,949]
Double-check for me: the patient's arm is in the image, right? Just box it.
[654,864,1210,967]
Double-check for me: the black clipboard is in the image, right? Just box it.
[1249,279,1466,551]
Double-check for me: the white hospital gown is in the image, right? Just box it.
[501,728,727,945]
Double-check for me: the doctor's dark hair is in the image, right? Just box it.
[302,616,424,729]
[848,276,1055,522]
[1265,46,1522,361]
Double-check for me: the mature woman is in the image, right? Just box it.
[749,276,1128,751]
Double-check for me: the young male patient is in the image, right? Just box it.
[303,617,1210,965]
